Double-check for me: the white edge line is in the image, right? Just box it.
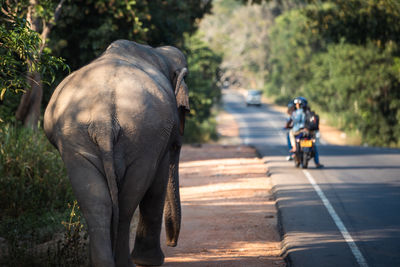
[303,170,369,267]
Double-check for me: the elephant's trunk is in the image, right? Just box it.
[164,156,181,247]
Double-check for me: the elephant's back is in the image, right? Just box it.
[45,57,177,152]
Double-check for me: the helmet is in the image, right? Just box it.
[294,96,307,107]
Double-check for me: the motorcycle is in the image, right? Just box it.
[294,130,316,169]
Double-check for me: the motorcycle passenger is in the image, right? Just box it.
[290,97,324,168]
[285,100,295,161]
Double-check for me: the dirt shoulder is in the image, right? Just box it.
[159,113,285,266]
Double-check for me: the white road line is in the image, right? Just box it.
[303,170,369,267]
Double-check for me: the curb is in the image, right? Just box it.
[256,149,293,267]
[269,165,294,267]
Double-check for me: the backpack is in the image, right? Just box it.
[305,109,319,131]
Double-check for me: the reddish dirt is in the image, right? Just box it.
[158,112,285,267]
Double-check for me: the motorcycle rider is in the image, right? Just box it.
[290,97,324,168]
[289,97,306,152]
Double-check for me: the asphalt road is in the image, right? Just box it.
[222,89,400,267]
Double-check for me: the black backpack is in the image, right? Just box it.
[305,109,319,131]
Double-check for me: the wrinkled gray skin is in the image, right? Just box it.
[44,40,190,267]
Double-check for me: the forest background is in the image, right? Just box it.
[1,0,400,265]
[202,0,400,147]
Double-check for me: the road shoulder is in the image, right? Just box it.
[161,144,285,266]
[158,111,285,266]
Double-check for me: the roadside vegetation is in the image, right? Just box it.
[0,125,87,265]
[202,0,400,147]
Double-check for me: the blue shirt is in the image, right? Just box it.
[291,108,305,132]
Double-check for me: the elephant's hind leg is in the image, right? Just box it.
[131,153,170,266]
[63,152,115,267]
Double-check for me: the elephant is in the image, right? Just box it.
[44,40,190,267]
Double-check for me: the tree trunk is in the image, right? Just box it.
[15,71,43,129]
[16,0,64,129]
[15,0,41,129]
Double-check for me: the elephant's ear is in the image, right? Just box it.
[175,68,190,135]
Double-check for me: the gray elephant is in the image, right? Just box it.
[44,40,190,267]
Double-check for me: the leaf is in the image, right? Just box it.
[0,88,6,100]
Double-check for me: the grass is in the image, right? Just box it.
[0,124,88,265]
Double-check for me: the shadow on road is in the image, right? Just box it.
[275,181,400,267]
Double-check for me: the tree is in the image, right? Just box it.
[307,42,400,146]
[200,0,278,90]
[16,0,66,128]
[266,8,324,103]
[0,0,67,124]
[2,0,213,128]
[303,0,400,49]
[265,0,400,146]
[49,0,212,72]
[183,32,222,142]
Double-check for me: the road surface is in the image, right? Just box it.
[222,89,400,267]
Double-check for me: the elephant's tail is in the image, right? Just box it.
[89,120,120,257]
[102,152,119,256]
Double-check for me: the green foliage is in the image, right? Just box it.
[0,124,75,260]
[1,201,88,266]
[200,0,276,89]
[266,8,325,98]
[185,33,222,122]
[0,90,21,123]
[307,42,400,146]
[48,0,147,71]
[57,200,88,266]
[184,117,219,143]
[303,0,400,48]
[265,1,400,147]
[0,125,89,264]
[0,124,73,218]
[49,0,211,71]
[0,8,68,102]
[184,33,222,142]
[143,0,212,47]
[0,1,68,124]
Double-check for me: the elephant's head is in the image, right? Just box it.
[105,41,190,136]
[153,46,191,247]
[156,46,190,135]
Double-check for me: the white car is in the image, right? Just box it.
[246,90,262,106]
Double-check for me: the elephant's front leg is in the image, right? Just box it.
[131,153,169,266]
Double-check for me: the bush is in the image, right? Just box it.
[0,124,73,218]
[183,33,222,143]
[1,201,89,267]
[265,8,324,100]
[0,124,89,265]
[0,124,75,248]
[265,2,400,147]
[306,42,400,146]
[184,117,218,144]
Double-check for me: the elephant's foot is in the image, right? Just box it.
[116,257,136,267]
[131,247,164,266]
